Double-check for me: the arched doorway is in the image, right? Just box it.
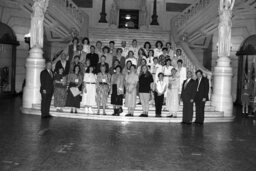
[236,34,256,105]
[0,22,19,95]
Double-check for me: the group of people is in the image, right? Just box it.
[40,38,209,125]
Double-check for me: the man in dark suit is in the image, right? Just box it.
[194,69,209,125]
[54,53,70,76]
[181,71,197,124]
[40,61,54,119]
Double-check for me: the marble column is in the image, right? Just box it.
[211,0,235,117]
[150,0,159,25]
[22,48,45,108]
[99,0,107,23]
[22,0,49,109]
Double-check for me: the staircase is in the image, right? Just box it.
[88,27,170,47]
[21,26,234,122]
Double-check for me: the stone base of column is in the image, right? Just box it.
[211,57,233,117]
[22,47,45,109]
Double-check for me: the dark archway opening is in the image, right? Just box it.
[0,22,19,96]
[236,34,256,105]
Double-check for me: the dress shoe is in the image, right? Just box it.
[155,115,162,118]
[180,121,186,124]
[125,113,133,117]
[167,115,173,118]
[103,113,106,115]
[75,110,78,114]
[41,115,53,119]
[139,114,148,117]
[193,122,203,126]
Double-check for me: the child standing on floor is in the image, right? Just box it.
[241,84,250,115]
[153,73,167,117]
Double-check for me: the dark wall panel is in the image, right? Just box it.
[166,3,191,12]
[73,0,93,8]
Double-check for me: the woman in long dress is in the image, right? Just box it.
[96,65,111,115]
[125,65,139,116]
[166,68,180,117]
[81,66,97,114]
[111,65,125,116]
[53,67,67,112]
[163,59,173,97]
[66,65,83,113]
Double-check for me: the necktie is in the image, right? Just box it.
[184,79,189,89]
[48,70,53,78]
[197,78,201,91]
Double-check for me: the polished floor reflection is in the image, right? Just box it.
[0,97,256,171]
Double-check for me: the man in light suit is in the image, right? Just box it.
[181,71,197,124]
[194,69,209,125]
[40,61,54,119]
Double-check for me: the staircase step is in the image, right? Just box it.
[32,104,223,118]
[22,107,232,123]
[88,27,170,47]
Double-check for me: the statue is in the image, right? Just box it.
[139,0,149,28]
[218,0,235,57]
[140,5,149,28]
[109,0,118,26]
[30,0,49,48]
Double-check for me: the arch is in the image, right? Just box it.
[236,34,256,56]
[236,34,256,104]
[0,22,19,45]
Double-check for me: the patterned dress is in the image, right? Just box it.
[96,73,111,106]
[125,73,139,108]
[53,73,67,107]
[66,73,83,108]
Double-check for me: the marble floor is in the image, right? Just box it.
[0,97,256,171]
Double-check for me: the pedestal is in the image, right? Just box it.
[22,47,45,108]
[211,57,233,117]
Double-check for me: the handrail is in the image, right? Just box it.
[174,0,213,30]
[56,0,84,24]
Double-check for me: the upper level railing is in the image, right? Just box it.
[173,0,213,30]
[20,0,89,40]
[56,0,85,24]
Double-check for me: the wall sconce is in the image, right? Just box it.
[24,33,31,50]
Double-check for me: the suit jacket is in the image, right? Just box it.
[40,69,54,94]
[54,60,70,76]
[181,79,197,101]
[96,63,109,74]
[195,77,209,101]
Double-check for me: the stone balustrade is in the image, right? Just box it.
[174,0,213,29]
[55,0,84,24]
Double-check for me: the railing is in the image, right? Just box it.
[171,36,213,98]
[56,0,85,24]
[170,0,214,98]
[173,0,213,30]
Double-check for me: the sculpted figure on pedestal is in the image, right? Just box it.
[109,0,118,26]
[30,0,49,48]
[139,0,149,28]
[218,0,235,57]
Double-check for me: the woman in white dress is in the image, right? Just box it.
[166,68,180,117]
[153,40,163,57]
[82,37,90,54]
[81,66,97,114]
[163,59,173,97]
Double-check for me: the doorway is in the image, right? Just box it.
[236,34,256,106]
[118,9,139,29]
[0,22,19,95]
